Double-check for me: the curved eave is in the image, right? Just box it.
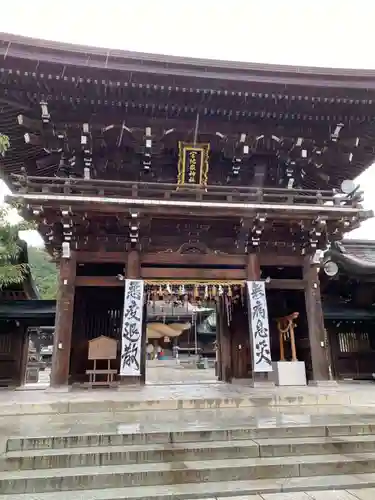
[2,32,375,89]
[327,240,375,276]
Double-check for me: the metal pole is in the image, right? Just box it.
[194,312,198,359]
[193,112,200,146]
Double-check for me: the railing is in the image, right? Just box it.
[11,174,361,208]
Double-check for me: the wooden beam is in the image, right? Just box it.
[15,199,362,221]
[141,253,246,267]
[266,279,306,290]
[75,276,123,287]
[23,132,42,146]
[260,254,304,266]
[75,250,302,267]
[236,219,251,254]
[253,162,267,188]
[141,267,246,281]
[17,114,43,131]
[77,251,125,263]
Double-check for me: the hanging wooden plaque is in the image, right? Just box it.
[177,142,210,186]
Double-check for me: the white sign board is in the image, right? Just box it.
[246,281,273,373]
[120,279,144,376]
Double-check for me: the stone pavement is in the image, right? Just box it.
[245,490,375,498]
[146,360,217,384]
[6,379,375,413]
[2,489,374,499]
[25,362,219,387]
[1,380,375,448]
[255,491,375,498]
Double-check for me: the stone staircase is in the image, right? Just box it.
[2,422,375,498]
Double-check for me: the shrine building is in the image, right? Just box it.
[1,32,374,387]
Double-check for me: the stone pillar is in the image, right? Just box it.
[303,257,331,384]
[50,253,76,387]
[246,253,272,386]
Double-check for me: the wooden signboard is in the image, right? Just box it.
[177,142,210,186]
[88,336,117,361]
[86,336,118,388]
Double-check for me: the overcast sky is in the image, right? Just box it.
[0,0,374,246]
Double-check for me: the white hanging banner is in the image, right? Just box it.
[246,281,273,373]
[120,279,145,376]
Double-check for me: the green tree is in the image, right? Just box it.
[0,208,30,287]
[0,133,10,157]
[0,133,37,287]
[28,247,58,299]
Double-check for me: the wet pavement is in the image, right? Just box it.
[1,394,375,442]
[6,380,375,405]
[1,376,375,498]
[25,362,219,388]
[2,366,375,454]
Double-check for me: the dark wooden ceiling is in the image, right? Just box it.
[1,33,375,190]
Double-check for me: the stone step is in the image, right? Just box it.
[1,453,375,494]
[5,440,259,470]
[7,422,375,452]
[0,390,357,417]
[0,474,374,499]
[5,435,375,470]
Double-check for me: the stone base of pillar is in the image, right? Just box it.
[45,385,70,393]
[308,380,338,387]
[118,376,142,387]
[231,378,275,388]
[250,380,276,388]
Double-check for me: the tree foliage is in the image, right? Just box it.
[28,247,58,299]
[0,208,29,287]
[0,133,10,157]
[0,132,43,289]
[0,133,57,296]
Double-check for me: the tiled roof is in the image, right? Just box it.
[328,239,375,275]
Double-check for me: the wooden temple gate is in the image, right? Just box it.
[1,33,374,387]
[45,248,333,386]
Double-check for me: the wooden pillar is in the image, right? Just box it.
[17,325,29,387]
[247,253,261,282]
[50,253,76,387]
[126,250,140,279]
[217,296,232,382]
[246,253,270,384]
[303,257,330,383]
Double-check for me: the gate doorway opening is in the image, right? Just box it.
[71,286,123,385]
[70,282,220,386]
[145,289,218,386]
[24,327,53,387]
